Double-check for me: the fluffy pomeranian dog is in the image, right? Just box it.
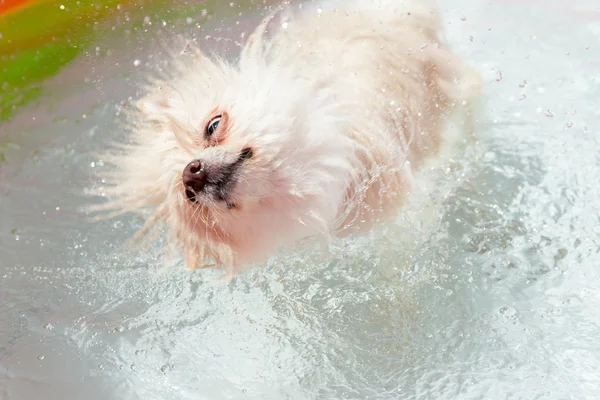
[92,0,481,278]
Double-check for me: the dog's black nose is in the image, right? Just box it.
[182,160,206,203]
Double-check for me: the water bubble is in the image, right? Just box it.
[499,306,517,316]
[495,71,503,82]
[37,355,45,360]
[519,80,527,88]
[160,364,172,373]
[133,59,141,67]
[43,323,54,330]
[113,221,124,229]
[545,110,555,117]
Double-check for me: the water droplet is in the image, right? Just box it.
[460,16,467,21]
[495,71,503,82]
[483,151,496,162]
[519,80,527,88]
[160,364,173,374]
[59,4,65,10]
[113,221,124,229]
[499,306,517,316]
[43,323,54,330]
[37,355,45,360]
[133,59,141,67]
[545,110,554,117]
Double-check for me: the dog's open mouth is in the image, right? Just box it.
[182,148,252,209]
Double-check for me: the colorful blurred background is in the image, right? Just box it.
[0,0,273,125]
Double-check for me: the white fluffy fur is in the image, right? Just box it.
[92,0,481,278]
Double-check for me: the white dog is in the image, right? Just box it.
[92,0,481,278]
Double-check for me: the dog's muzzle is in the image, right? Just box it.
[182,160,206,203]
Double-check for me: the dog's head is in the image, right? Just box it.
[118,37,359,269]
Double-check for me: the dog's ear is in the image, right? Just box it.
[240,14,273,67]
[240,5,291,69]
[135,84,174,125]
[179,39,209,65]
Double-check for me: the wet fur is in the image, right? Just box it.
[88,0,481,278]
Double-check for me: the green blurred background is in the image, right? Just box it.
[0,0,270,125]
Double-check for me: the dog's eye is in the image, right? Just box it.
[206,115,221,137]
